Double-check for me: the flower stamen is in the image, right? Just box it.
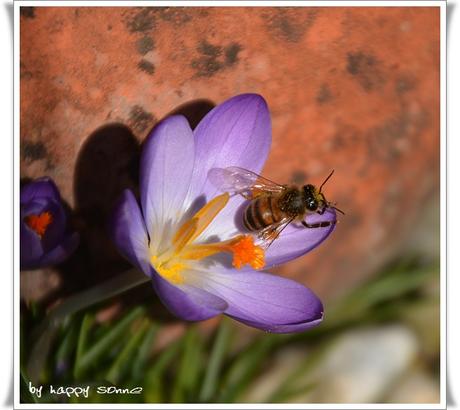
[228,235,265,270]
[172,193,230,254]
[151,193,266,284]
[181,235,265,270]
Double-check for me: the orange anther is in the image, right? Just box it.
[230,236,265,270]
[25,212,53,237]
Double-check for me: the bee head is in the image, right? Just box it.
[303,184,320,212]
[303,171,344,215]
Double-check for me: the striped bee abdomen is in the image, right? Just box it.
[243,195,283,231]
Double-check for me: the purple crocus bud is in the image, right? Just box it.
[111,94,336,333]
[20,178,79,270]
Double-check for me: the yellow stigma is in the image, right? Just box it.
[150,256,186,285]
[150,193,266,284]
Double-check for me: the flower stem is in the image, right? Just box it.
[48,268,149,325]
[26,268,150,383]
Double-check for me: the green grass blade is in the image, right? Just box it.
[74,306,145,379]
[267,341,332,402]
[131,322,159,381]
[144,341,181,403]
[54,318,79,379]
[325,264,433,327]
[171,326,203,402]
[105,318,150,385]
[271,381,317,403]
[20,370,38,403]
[199,319,232,402]
[218,335,275,403]
[73,313,94,380]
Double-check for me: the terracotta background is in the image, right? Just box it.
[20,7,440,304]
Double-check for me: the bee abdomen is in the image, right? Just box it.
[243,196,282,231]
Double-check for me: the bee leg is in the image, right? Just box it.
[234,190,252,200]
[259,225,279,242]
[301,220,336,229]
[259,217,295,249]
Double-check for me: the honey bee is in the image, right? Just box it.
[208,167,344,247]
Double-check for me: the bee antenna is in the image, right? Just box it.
[333,206,345,215]
[319,170,335,193]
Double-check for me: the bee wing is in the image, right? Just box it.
[258,216,295,249]
[208,166,286,198]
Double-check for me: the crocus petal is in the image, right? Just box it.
[197,194,245,242]
[140,116,195,238]
[111,189,151,275]
[21,197,66,254]
[21,177,60,204]
[20,177,79,270]
[188,269,323,333]
[38,232,80,268]
[39,200,66,253]
[229,315,324,334]
[264,208,337,268]
[20,198,50,269]
[151,271,228,321]
[20,222,44,270]
[188,94,271,203]
[21,197,49,216]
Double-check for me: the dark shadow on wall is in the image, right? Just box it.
[166,99,215,130]
[55,123,169,317]
[57,124,142,296]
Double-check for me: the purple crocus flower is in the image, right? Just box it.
[20,178,79,270]
[111,94,336,333]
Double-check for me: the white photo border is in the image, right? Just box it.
[13,1,447,409]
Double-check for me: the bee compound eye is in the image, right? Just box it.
[307,199,318,211]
